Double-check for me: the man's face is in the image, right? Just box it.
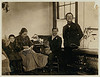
[52,29,58,36]
[66,14,73,22]
[9,37,15,43]
[21,32,28,38]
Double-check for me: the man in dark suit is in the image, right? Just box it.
[48,28,62,72]
[63,12,83,65]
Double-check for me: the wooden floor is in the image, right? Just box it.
[9,66,98,75]
[10,67,81,75]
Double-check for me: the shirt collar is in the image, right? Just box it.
[52,35,57,40]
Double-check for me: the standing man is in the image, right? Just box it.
[63,12,83,65]
[48,28,62,72]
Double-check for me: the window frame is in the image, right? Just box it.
[57,2,78,24]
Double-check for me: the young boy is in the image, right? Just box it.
[5,34,22,74]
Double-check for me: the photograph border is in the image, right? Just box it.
[0,0,100,77]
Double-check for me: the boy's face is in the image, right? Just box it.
[66,14,73,22]
[52,29,58,36]
[9,37,15,43]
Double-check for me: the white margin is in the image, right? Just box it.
[0,0,100,77]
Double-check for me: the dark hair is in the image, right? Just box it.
[65,12,73,19]
[52,28,58,31]
[9,34,15,39]
[19,28,28,35]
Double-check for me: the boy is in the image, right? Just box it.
[5,34,22,74]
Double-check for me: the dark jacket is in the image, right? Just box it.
[63,22,83,47]
[48,35,62,54]
[15,35,33,51]
[4,41,21,60]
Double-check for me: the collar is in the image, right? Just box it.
[67,21,73,25]
[52,35,58,40]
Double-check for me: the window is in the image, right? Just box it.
[57,2,78,23]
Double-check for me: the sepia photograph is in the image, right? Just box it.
[2,1,98,75]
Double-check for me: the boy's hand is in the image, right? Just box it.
[23,46,29,49]
[30,45,34,49]
[6,40,10,46]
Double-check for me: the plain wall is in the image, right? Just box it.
[2,2,53,39]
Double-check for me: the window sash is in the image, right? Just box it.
[57,2,78,23]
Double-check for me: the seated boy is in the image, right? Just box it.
[4,34,22,74]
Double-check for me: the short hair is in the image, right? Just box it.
[19,28,28,35]
[9,34,15,39]
[52,28,58,31]
[65,12,73,19]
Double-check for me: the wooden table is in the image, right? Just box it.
[72,48,98,75]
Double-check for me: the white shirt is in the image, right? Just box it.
[52,35,57,40]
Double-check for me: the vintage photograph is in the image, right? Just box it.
[2,2,98,75]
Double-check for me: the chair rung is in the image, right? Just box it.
[53,66,59,67]
[53,63,58,64]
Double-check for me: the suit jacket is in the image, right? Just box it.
[48,35,62,54]
[63,22,83,47]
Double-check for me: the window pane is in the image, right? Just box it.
[59,6,64,19]
[59,2,64,6]
[71,4,75,22]
[70,4,75,15]
[71,2,76,3]
[65,5,70,15]
[65,2,70,5]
